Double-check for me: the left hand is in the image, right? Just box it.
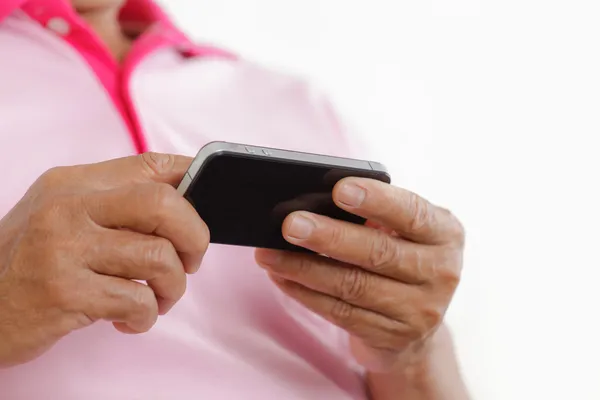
[255,178,465,372]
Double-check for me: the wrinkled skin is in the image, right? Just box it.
[0,153,209,368]
[0,150,464,375]
[255,178,465,372]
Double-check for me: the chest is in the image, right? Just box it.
[0,18,364,399]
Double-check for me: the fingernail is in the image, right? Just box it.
[338,183,366,207]
[256,250,282,266]
[287,215,315,240]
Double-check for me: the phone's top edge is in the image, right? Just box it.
[177,142,228,194]
[193,140,386,170]
[368,161,388,173]
[187,142,229,176]
[178,141,390,194]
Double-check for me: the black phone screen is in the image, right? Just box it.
[184,153,390,251]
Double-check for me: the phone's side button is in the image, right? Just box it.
[177,172,193,195]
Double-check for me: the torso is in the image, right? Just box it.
[0,7,366,400]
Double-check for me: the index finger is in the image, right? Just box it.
[83,182,210,273]
[332,178,464,245]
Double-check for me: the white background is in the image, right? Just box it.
[161,1,600,399]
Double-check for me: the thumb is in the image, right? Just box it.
[84,153,193,189]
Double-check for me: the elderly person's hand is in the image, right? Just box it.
[0,153,209,368]
[255,178,464,372]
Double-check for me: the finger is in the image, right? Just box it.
[86,229,187,315]
[269,275,414,353]
[255,249,422,320]
[83,276,159,334]
[281,212,459,283]
[83,183,210,273]
[80,153,193,190]
[332,178,464,245]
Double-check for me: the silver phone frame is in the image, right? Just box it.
[177,141,390,195]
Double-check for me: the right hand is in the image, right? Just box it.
[0,153,209,368]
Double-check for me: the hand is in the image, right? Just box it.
[255,178,464,372]
[0,153,209,368]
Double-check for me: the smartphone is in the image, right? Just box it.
[178,141,391,251]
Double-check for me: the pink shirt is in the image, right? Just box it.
[0,1,368,399]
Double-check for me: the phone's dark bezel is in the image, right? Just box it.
[179,142,391,251]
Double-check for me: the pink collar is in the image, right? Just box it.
[2,0,232,59]
[4,0,235,154]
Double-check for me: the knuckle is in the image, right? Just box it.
[339,268,369,302]
[144,239,177,275]
[327,224,346,249]
[403,300,443,340]
[367,234,398,271]
[140,152,176,177]
[37,166,69,188]
[439,267,461,291]
[404,326,424,343]
[330,299,355,326]
[407,193,432,234]
[414,306,443,336]
[131,286,157,318]
[434,248,462,290]
[405,321,428,342]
